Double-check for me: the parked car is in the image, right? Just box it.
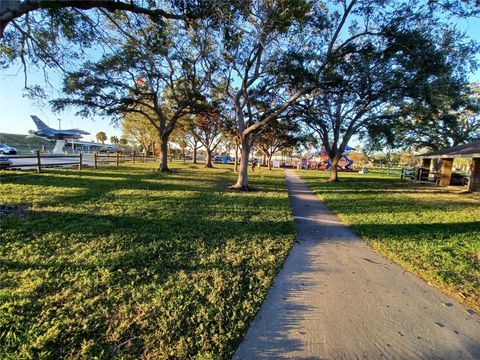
[99,147,117,153]
[0,155,12,169]
[450,173,469,186]
[0,143,17,155]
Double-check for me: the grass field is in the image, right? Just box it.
[0,163,295,359]
[298,170,480,312]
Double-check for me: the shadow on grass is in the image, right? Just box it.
[0,165,296,359]
[1,167,288,205]
[351,221,480,241]
[311,197,480,216]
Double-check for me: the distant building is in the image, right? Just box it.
[65,140,116,153]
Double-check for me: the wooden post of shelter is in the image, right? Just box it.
[439,158,454,186]
[36,150,41,173]
[468,158,480,192]
[422,158,431,169]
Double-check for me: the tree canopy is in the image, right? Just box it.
[287,1,478,180]
[51,13,219,171]
[366,82,480,152]
[1,0,478,183]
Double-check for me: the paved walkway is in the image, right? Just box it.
[233,170,480,359]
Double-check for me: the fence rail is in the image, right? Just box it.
[92,151,155,169]
[4,151,83,173]
[4,151,156,173]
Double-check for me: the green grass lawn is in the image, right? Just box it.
[0,163,295,359]
[298,170,480,312]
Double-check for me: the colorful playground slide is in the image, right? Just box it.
[323,154,353,170]
[307,146,354,171]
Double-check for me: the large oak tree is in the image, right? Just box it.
[220,0,317,189]
[52,15,218,171]
[289,1,478,181]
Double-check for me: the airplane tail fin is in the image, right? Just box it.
[31,115,52,130]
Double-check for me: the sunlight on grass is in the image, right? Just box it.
[0,184,86,206]
[0,163,295,359]
[297,170,480,312]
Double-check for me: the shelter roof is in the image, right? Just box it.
[416,141,480,159]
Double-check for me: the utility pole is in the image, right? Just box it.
[57,118,62,130]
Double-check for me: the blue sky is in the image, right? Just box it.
[0,67,124,142]
[0,14,479,144]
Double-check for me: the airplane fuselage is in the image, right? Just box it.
[33,129,88,140]
[29,115,90,140]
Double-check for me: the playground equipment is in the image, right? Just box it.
[323,155,353,170]
[305,146,355,171]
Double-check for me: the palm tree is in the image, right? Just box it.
[110,135,119,145]
[96,131,107,147]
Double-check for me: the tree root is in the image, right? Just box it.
[229,185,256,191]
[156,167,172,173]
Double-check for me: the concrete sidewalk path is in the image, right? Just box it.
[233,169,480,360]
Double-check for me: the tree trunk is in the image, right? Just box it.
[193,143,198,164]
[329,153,341,182]
[268,154,273,170]
[183,148,186,162]
[205,149,213,168]
[234,142,239,172]
[158,136,169,172]
[232,138,250,189]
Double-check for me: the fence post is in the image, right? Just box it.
[132,150,135,164]
[36,150,41,173]
[78,153,83,170]
[116,152,120,167]
[94,152,98,170]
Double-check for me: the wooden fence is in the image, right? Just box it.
[5,151,154,173]
[93,151,153,169]
[5,151,83,173]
